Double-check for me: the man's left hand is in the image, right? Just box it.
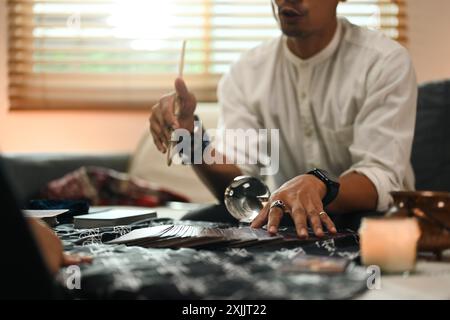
[250,175,337,238]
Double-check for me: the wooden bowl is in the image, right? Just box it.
[387,191,450,254]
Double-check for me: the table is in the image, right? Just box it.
[59,205,450,300]
[357,253,450,299]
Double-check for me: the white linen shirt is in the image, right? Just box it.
[214,18,418,212]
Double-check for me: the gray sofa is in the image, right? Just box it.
[1,80,449,206]
[0,153,130,204]
[411,79,450,192]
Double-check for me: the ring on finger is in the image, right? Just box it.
[318,211,327,217]
[270,200,287,213]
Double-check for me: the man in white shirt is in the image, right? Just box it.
[149,0,417,238]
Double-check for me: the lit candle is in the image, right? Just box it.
[359,217,421,273]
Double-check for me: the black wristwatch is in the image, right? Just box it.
[178,114,210,165]
[307,168,340,206]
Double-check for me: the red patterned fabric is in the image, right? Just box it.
[42,166,190,207]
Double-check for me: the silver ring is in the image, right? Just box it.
[319,211,326,217]
[270,200,286,212]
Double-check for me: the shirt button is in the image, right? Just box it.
[301,92,307,99]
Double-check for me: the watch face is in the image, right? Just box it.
[312,169,339,185]
[320,169,339,183]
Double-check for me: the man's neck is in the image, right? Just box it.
[287,18,338,60]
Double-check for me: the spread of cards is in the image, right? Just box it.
[108,224,353,249]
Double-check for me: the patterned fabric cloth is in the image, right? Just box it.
[42,166,190,207]
[56,220,367,300]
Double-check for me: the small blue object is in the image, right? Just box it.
[28,199,90,223]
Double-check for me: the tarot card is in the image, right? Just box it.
[107,224,173,245]
[279,254,351,274]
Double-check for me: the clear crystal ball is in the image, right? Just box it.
[224,176,271,223]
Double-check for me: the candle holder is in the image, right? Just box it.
[386,191,450,258]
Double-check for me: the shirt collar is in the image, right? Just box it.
[283,18,343,67]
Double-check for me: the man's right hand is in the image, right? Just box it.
[149,77,197,153]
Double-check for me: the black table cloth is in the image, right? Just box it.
[55,219,368,299]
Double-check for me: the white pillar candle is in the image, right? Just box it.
[359,218,421,273]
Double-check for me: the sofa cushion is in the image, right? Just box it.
[128,104,219,204]
[0,153,130,204]
[411,80,450,192]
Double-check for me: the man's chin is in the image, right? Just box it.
[278,19,312,37]
[281,27,312,39]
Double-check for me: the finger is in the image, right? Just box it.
[152,127,167,153]
[290,206,309,238]
[151,102,171,144]
[150,118,163,136]
[319,211,337,234]
[151,121,169,150]
[79,255,93,264]
[250,203,270,229]
[150,123,167,153]
[148,103,159,134]
[152,133,166,153]
[267,206,284,234]
[62,253,81,266]
[160,94,179,130]
[62,253,93,266]
[175,77,189,99]
[306,195,337,234]
[303,195,327,237]
[308,212,325,237]
[155,105,171,145]
[174,77,196,117]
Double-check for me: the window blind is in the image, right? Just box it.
[7,0,406,109]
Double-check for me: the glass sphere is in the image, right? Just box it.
[224,176,271,223]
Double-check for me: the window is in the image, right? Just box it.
[7,0,405,109]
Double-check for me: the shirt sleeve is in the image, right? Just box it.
[341,47,418,212]
[213,62,266,178]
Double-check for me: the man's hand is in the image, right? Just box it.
[28,218,92,274]
[149,77,197,153]
[251,175,337,238]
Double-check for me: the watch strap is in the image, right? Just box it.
[307,168,340,206]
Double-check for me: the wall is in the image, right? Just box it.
[0,0,150,153]
[1,0,450,153]
[0,0,7,140]
[408,0,450,83]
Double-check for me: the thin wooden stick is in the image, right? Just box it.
[179,40,186,77]
[167,40,187,166]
